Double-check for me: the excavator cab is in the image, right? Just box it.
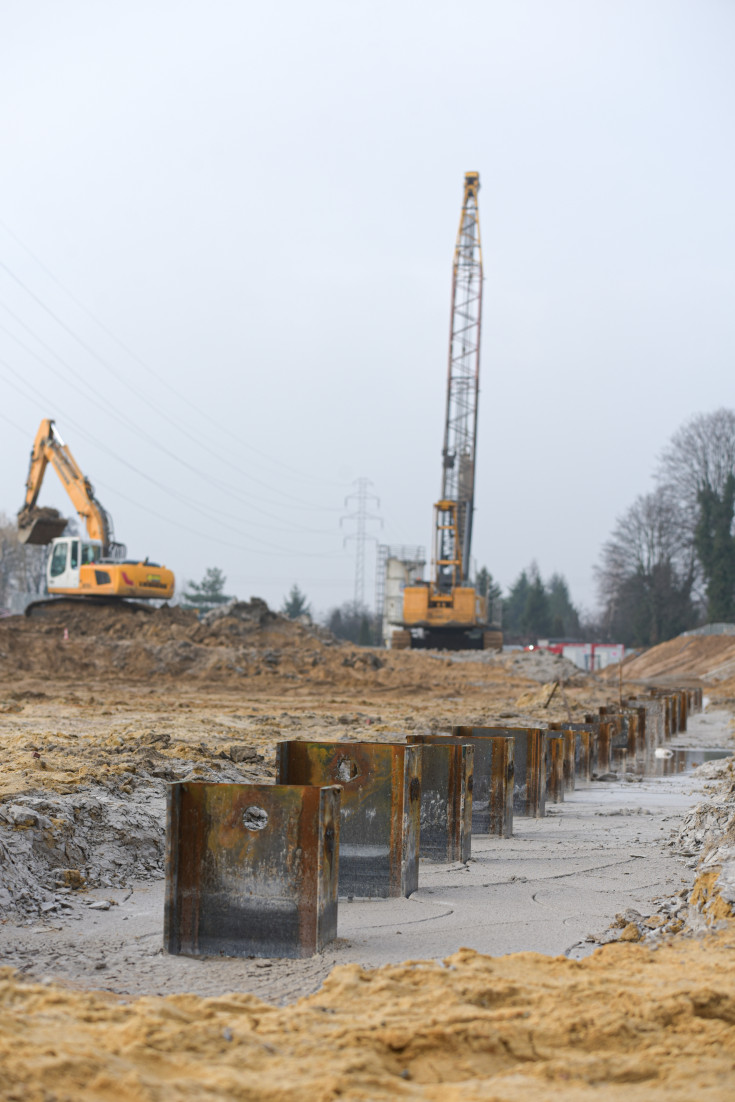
[47,538,102,593]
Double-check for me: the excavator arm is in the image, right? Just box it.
[17,418,113,549]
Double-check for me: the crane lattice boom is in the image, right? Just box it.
[436,171,482,590]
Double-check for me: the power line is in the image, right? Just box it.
[0,220,348,495]
[0,392,345,561]
[0,361,340,553]
[0,300,341,524]
[0,334,337,537]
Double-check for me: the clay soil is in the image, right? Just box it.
[0,603,734,1100]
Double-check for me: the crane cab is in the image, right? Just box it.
[46,536,175,601]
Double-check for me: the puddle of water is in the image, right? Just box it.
[635,748,731,777]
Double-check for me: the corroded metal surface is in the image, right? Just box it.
[685,688,702,715]
[598,708,626,764]
[454,726,545,819]
[544,734,565,804]
[600,707,643,764]
[411,733,513,838]
[410,741,473,861]
[164,782,340,960]
[628,699,666,748]
[549,723,590,783]
[561,729,575,791]
[679,690,688,731]
[276,741,421,899]
[623,705,647,756]
[576,730,592,781]
[583,716,613,774]
[550,728,575,791]
[641,690,692,739]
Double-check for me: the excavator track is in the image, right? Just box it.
[24,597,156,619]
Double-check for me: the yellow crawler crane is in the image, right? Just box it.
[17,418,175,605]
[395,173,501,651]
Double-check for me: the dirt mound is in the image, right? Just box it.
[21,597,332,646]
[501,648,584,684]
[0,597,612,712]
[623,633,735,684]
[0,597,347,684]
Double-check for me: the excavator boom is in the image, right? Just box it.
[18,419,112,549]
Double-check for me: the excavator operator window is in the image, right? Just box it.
[81,544,100,565]
[49,543,68,577]
[70,540,79,569]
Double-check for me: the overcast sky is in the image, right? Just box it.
[0,0,733,618]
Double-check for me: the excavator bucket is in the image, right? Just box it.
[17,506,68,546]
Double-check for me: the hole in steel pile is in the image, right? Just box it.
[336,757,359,782]
[242,806,269,831]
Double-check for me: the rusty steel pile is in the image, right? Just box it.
[164,686,702,959]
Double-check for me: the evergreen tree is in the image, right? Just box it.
[503,570,530,635]
[521,565,552,638]
[325,601,376,645]
[547,573,581,638]
[281,584,311,620]
[503,564,580,640]
[181,567,232,613]
[358,614,373,646]
[695,473,735,622]
[474,565,502,625]
[474,566,502,604]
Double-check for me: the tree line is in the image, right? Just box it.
[595,408,735,647]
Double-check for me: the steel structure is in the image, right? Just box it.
[341,477,382,606]
[375,542,426,643]
[436,171,483,590]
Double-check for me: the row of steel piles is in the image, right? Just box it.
[163,687,703,960]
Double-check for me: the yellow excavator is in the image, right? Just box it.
[17,418,175,607]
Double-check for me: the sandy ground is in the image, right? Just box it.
[0,780,699,998]
[0,607,734,1099]
[1,706,729,1004]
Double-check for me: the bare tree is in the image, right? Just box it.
[657,408,735,530]
[595,492,697,646]
[0,512,47,612]
[658,409,735,620]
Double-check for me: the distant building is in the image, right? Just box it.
[536,640,625,672]
[375,544,426,647]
